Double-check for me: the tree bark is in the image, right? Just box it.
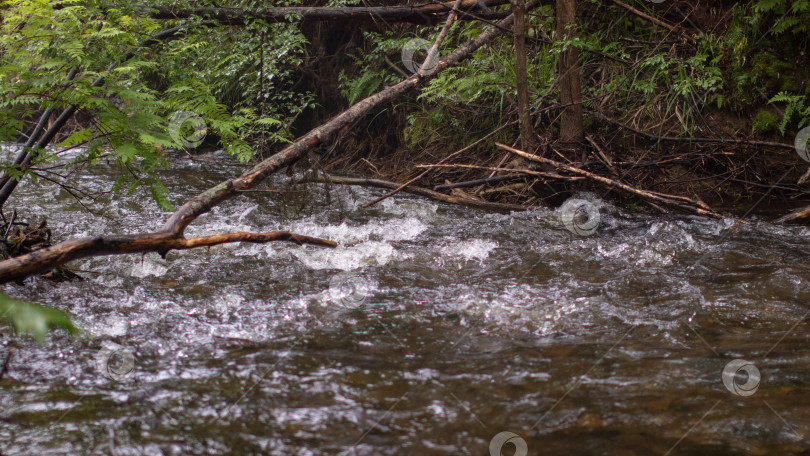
[555,0,584,144]
[511,0,536,151]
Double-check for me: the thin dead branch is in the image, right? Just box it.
[496,142,724,217]
[302,174,529,212]
[609,0,679,34]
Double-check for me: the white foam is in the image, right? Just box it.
[87,314,130,337]
[129,258,169,278]
[292,241,404,270]
[440,239,498,263]
[282,217,427,270]
[380,198,438,220]
[287,217,428,245]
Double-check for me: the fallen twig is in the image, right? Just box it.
[585,135,619,176]
[775,206,810,224]
[433,173,536,190]
[416,163,582,181]
[609,0,680,34]
[595,112,796,150]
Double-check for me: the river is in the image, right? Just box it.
[1,146,809,455]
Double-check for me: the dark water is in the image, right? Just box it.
[1,146,809,455]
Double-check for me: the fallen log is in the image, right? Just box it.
[0,231,335,285]
[355,0,471,210]
[145,0,511,25]
[0,5,531,283]
[419,0,465,76]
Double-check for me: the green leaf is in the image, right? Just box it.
[115,143,137,163]
[0,293,77,344]
[255,117,282,126]
[148,179,173,211]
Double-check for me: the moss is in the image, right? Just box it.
[753,109,779,135]
[731,52,809,111]
[753,53,785,84]
[751,52,802,93]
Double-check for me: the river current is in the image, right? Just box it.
[1,146,809,455]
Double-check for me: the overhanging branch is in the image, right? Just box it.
[0,231,336,284]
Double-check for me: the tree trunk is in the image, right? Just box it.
[555,0,584,144]
[511,0,536,151]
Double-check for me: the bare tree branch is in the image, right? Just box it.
[0,5,530,283]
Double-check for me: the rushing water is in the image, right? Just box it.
[1,146,809,455]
